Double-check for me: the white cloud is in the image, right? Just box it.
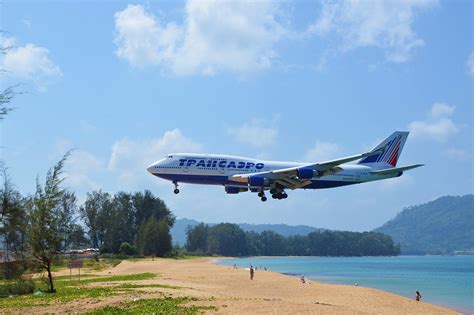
[307,0,437,63]
[429,102,455,118]
[304,140,340,162]
[114,4,182,69]
[64,150,103,191]
[53,129,202,195]
[0,36,62,91]
[114,1,286,75]
[408,103,459,141]
[227,119,278,148]
[467,52,474,76]
[108,129,202,188]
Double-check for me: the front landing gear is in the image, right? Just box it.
[173,181,180,194]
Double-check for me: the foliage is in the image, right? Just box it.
[119,242,138,256]
[375,195,474,254]
[55,191,79,250]
[27,152,70,292]
[138,216,172,257]
[0,167,29,278]
[87,296,217,314]
[0,272,191,311]
[186,223,400,257]
[173,218,323,246]
[0,279,35,296]
[81,190,174,257]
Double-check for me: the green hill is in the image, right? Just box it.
[375,195,474,254]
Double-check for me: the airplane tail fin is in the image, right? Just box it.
[358,131,409,168]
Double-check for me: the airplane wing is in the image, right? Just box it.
[230,147,386,189]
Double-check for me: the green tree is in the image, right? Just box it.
[102,192,135,253]
[119,242,138,256]
[138,216,172,257]
[56,191,78,250]
[0,167,28,278]
[185,223,209,254]
[27,152,69,293]
[207,223,247,256]
[132,190,175,228]
[80,190,111,248]
[68,224,88,248]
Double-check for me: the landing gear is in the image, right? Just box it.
[173,181,180,194]
[261,196,267,202]
[258,189,267,201]
[271,191,288,200]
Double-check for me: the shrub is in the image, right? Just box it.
[119,242,138,256]
[0,279,35,297]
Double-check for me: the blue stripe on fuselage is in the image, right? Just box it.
[153,173,359,189]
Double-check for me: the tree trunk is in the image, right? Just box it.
[46,261,55,293]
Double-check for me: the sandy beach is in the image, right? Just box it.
[46,257,458,314]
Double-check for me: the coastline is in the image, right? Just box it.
[216,256,470,314]
[41,257,457,314]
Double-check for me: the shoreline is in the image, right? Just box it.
[11,257,459,314]
[112,257,458,314]
[215,256,468,314]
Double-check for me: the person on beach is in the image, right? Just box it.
[300,275,306,284]
[250,266,255,280]
[416,291,422,301]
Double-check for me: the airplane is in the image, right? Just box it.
[147,131,423,202]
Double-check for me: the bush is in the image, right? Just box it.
[0,279,35,297]
[119,242,138,256]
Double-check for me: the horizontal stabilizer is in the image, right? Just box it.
[370,164,424,175]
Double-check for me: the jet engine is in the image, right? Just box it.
[248,176,270,187]
[296,167,315,179]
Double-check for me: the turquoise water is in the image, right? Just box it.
[218,256,474,312]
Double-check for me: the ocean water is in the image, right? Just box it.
[218,256,474,313]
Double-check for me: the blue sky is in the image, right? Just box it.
[1,0,472,231]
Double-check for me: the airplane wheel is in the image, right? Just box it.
[261,196,267,202]
[174,189,180,194]
[272,194,277,199]
[282,193,288,199]
[258,192,264,197]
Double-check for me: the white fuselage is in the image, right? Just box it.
[147,153,401,190]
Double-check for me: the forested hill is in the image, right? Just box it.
[171,218,322,245]
[375,195,474,254]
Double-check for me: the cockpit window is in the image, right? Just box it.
[167,155,173,158]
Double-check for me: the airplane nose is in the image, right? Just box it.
[147,163,156,174]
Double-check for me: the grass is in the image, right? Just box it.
[114,283,183,290]
[0,272,174,309]
[87,296,217,314]
[0,259,217,313]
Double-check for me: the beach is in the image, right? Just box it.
[31,257,457,314]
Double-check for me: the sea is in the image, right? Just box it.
[218,256,474,313]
